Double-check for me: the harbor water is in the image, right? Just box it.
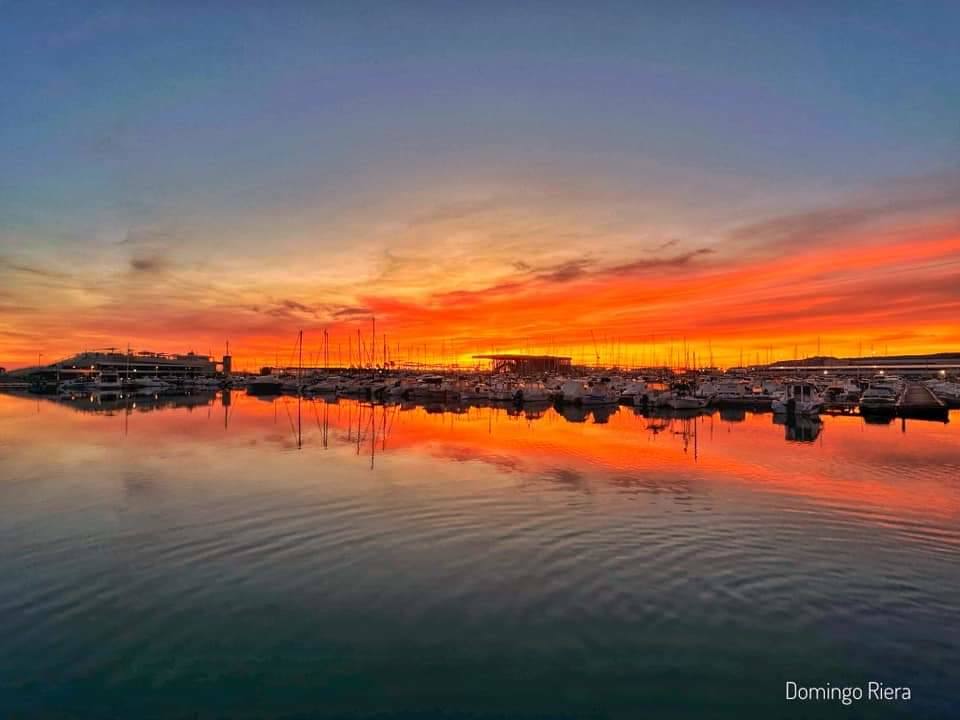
[1,390,958,718]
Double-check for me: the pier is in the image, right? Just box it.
[897,383,949,421]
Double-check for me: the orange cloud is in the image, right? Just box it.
[1,204,958,369]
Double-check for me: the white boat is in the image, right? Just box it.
[459,382,491,401]
[712,379,772,406]
[91,372,122,391]
[246,374,284,396]
[662,383,708,410]
[338,379,368,396]
[410,375,457,401]
[619,381,649,405]
[926,380,960,404]
[383,379,416,399]
[307,377,341,394]
[488,381,519,402]
[859,383,899,412]
[694,381,719,403]
[59,377,93,393]
[127,376,172,390]
[772,382,823,415]
[580,381,619,406]
[280,376,303,393]
[516,382,549,403]
[823,379,861,404]
[560,380,586,404]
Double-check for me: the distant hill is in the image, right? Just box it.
[769,352,960,368]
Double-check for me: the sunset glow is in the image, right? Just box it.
[2,4,958,369]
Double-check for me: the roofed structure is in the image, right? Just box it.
[473,354,572,375]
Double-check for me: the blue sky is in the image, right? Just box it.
[3,2,957,229]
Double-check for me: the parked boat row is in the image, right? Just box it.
[23,363,958,420]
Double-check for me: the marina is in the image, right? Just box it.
[4,3,960,716]
[7,346,958,427]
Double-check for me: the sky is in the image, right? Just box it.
[1,1,959,370]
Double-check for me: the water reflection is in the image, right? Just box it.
[1,389,959,718]
[3,389,957,520]
[772,413,824,443]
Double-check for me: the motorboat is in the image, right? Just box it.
[91,372,122,391]
[488,381,519,402]
[459,382,491,402]
[580,380,619,406]
[859,382,899,413]
[824,378,861,403]
[925,380,960,405]
[127,376,172,390]
[410,375,457,402]
[307,377,342,394]
[712,379,773,407]
[661,383,709,410]
[246,373,284,396]
[560,380,586,404]
[59,377,93,394]
[516,381,549,403]
[772,381,823,415]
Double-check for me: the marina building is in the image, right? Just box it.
[30,349,224,380]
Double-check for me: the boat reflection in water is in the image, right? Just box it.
[772,413,824,443]
[10,388,952,473]
[1,390,958,718]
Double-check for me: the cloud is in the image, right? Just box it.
[539,259,592,283]
[331,305,372,318]
[607,248,716,275]
[727,169,960,254]
[117,227,177,246]
[129,254,170,274]
[729,206,873,251]
[0,256,71,281]
[407,197,505,227]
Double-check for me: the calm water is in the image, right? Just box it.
[1,390,958,719]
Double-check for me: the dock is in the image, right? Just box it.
[897,383,949,421]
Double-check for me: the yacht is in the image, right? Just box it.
[580,380,619,406]
[459,381,491,402]
[926,380,960,404]
[410,375,457,402]
[859,382,900,413]
[560,380,586,404]
[620,381,650,405]
[91,372,122,391]
[661,383,708,410]
[772,382,823,415]
[712,379,753,405]
[694,380,719,404]
[246,373,284,396]
[127,376,172,390]
[488,381,519,402]
[516,381,549,403]
[308,377,342,394]
[59,377,93,394]
[823,378,861,405]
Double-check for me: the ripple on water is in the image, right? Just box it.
[1,395,959,717]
